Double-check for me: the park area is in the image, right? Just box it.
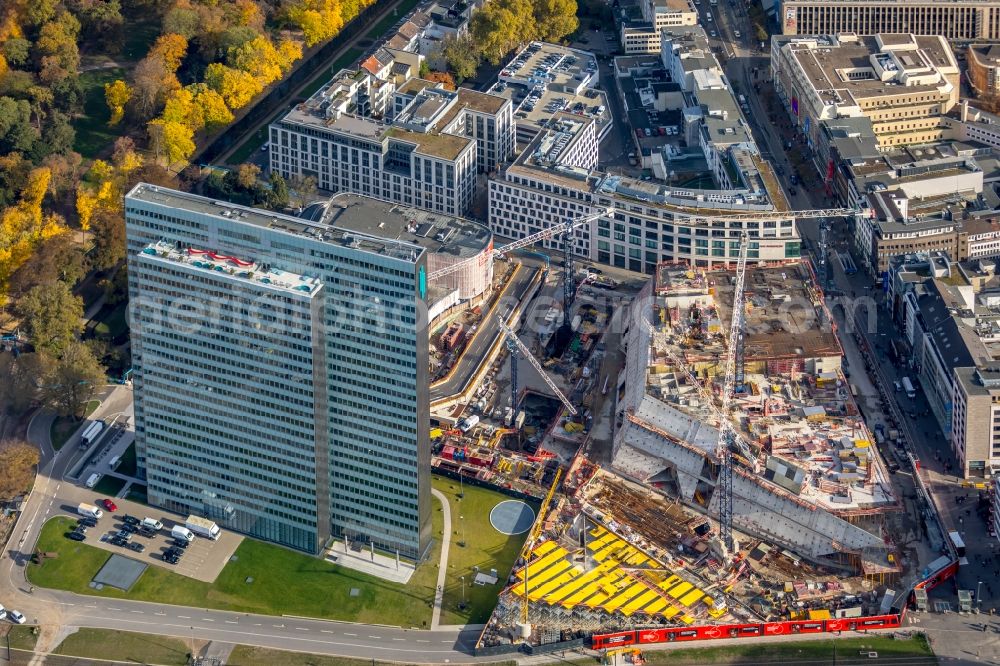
[27,476,530,627]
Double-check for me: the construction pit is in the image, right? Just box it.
[477,261,924,651]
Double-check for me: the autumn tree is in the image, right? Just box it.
[15,280,83,357]
[287,0,344,47]
[188,83,233,129]
[228,35,299,89]
[8,233,85,299]
[0,353,49,416]
[204,63,262,110]
[0,166,65,301]
[42,150,82,201]
[89,209,125,272]
[148,117,195,164]
[0,440,40,500]
[43,341,105,417]
[104,79,132,125]
[534,0,578,42]
[470,0,537,65]
[439,35,481,81]
[288,173,318,209]
[148,33,188,73]
[426,71,457,90]
[237,162,260,189]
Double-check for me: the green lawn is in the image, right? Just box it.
[93,474,126,497]
[93,302,129,339]
[5,626,39,652]
[30,500,445,627]
[54,629,190,666]
[74,67,126,159]
[229,646,507,666]
[118,442,137,477]
[637,635,936,665]
[49,400,100,451]
[434,476,536,625]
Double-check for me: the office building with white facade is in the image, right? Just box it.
[270,73,514,217]
[124,184,450,558]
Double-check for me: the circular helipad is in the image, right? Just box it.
[489,500,536,535]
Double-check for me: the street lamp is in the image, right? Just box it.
[460,575,466,610]
[978,581,984,612]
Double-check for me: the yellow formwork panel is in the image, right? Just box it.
[603,582,648,613]
[550,561,616,604]
[669,582,693,599]
[621,589,660,616]
[625,551,649,566]
[524,560,572,591]
[663,606,681,619]
[592,539,625,561]
[561,581,602,607]
[533,541,558,558]
[680,614,695,625]
[588,525,608,538]
[531,571,577,602]
[587,532,618,552]
[679,589,704,607]
[643,597,669,615]
[707,606,727,619]
[584,591,613,608]
[658,575,681,591]
[516,549,567,580]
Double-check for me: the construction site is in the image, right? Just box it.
[475,259,920,652]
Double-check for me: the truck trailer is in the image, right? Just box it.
[185,515,220,540]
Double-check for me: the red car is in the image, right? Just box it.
[102,499,118,512]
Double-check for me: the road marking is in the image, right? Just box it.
[416,640,429,643]
[253,623,261,626]
[344,632,357,636]
[154,612,166,616]
[108,608,121,611]
[178,615,190,619]
[367,635,380,639]
[201,618,214,622]
[320,630,333,634]
[392,638,405,642]
[294,627,309,632]
[130,610,143,614]
[225,620,238,624]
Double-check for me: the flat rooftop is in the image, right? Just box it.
[320,193,491,260]
[385,126,473,160]
[127,184,423,262]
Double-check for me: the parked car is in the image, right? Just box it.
[172,539,190,550]
[0,604,6,620]
[120,523,138,534]
[8,610,25,624]
[78,517,97,528]
[122,515,140,526]
[127,542,145,553]
[67,531,86,542]
[102,499,118,512]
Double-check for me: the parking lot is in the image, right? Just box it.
[68,501,242,583]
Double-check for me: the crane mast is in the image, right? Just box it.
[718,233,749,555]
[498,318,578,416]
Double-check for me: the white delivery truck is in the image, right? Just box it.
[185,515,221,540]
[171,525,194,542]
[141,517,163,531]
[458,414,480,433]
[77,503,104,519]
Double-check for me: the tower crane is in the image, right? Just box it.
[498,317,578,417]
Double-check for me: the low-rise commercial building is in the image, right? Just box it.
[779,0,1000,41]
[772,33,959,150]
[621,0,698,54]
[968,45,1000,97]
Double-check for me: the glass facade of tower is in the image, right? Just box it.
[125,184,431,557]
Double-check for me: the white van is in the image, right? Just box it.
[85,473,102,489]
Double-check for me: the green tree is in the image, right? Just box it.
[534,0,579,42]
[43,341,105,417]
[440,35,480,81]
[0,96,37,154]
[162,7,200,39]
[15,281,84,357]
[2,38,31,68]
[0,440,40,500]
[268,170,289,208]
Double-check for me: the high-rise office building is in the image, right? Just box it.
[124,184,436,557]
